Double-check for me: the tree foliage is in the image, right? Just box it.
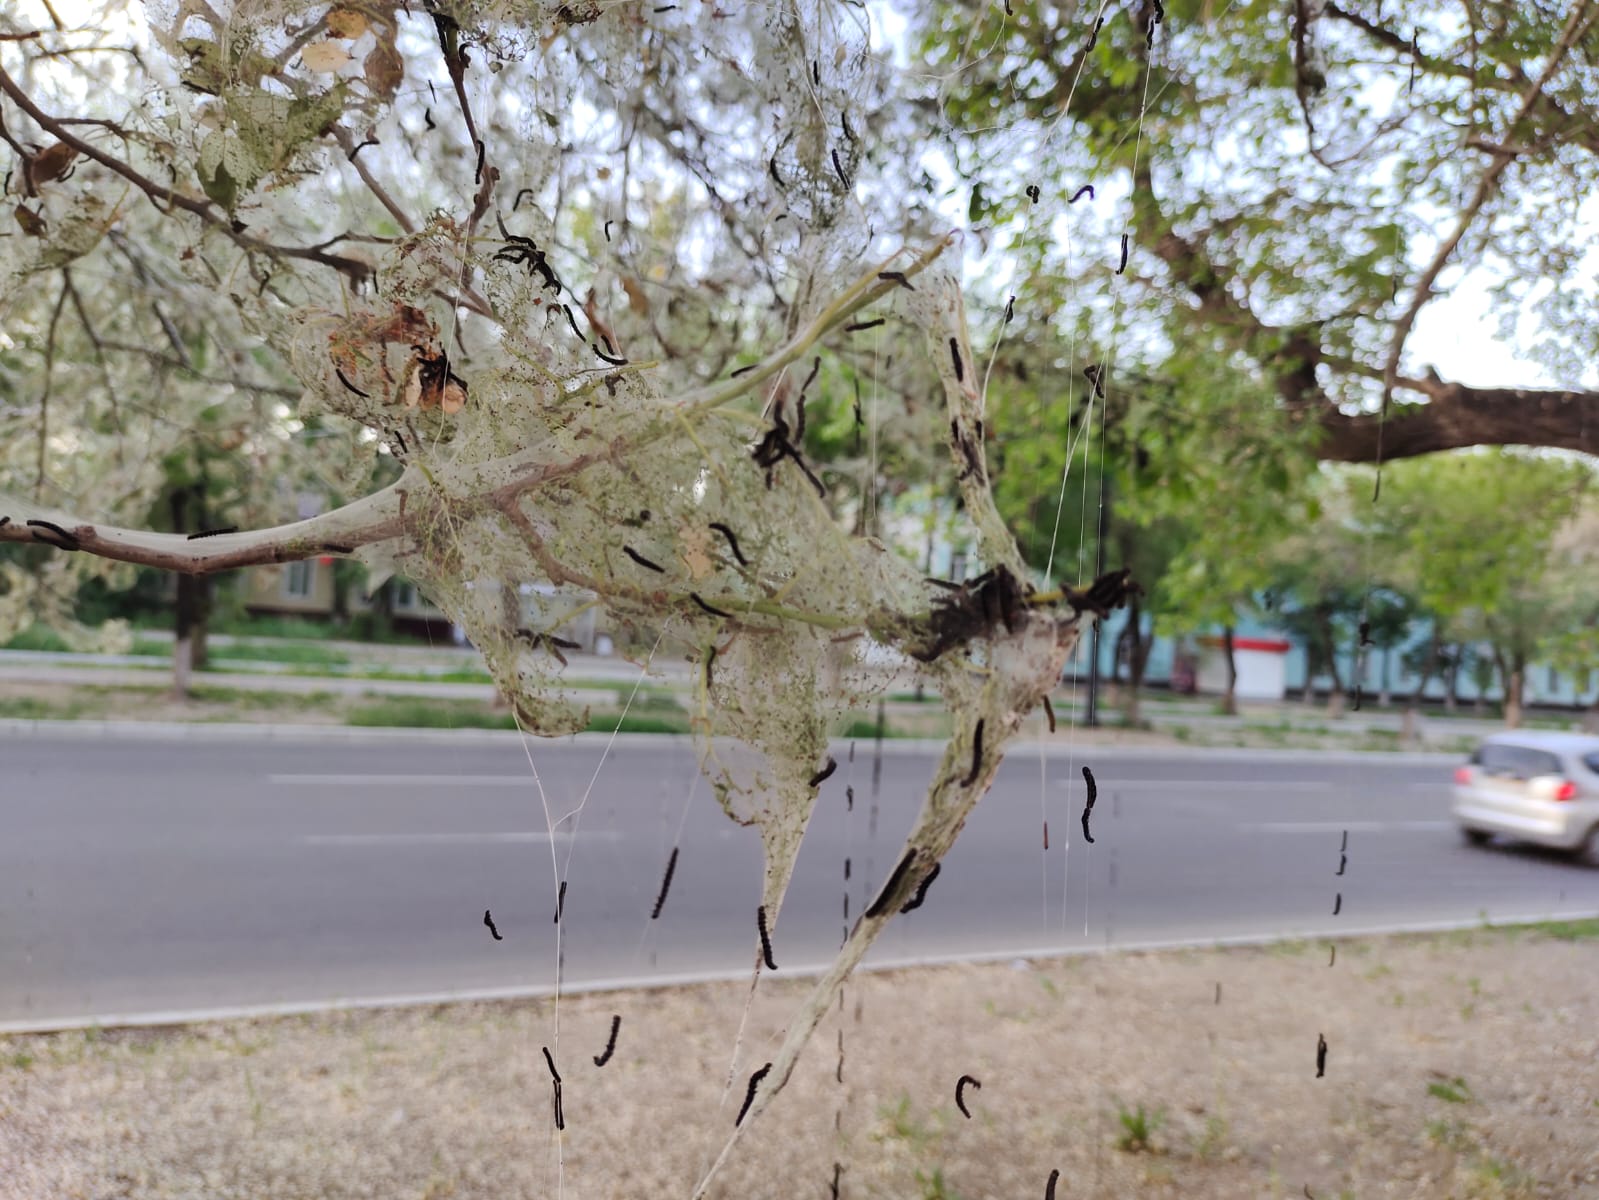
[916,0,1599,465]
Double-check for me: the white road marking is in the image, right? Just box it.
[297,831,620,846]
[1239,820,1453,834]
[1061,780,1336,791]
[270,774,537,786]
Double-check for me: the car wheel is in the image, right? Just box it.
[1460,827,1491,848]
[1576,825,1599,868]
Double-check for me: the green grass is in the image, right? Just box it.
[913,1166,964,1200]
[1428,1076,1475,1105]
[841,716,897,739]
[344,666,495,684]
[876,1094,938,1154]
[584,712,693,735]
[0,695,90,719]
[1,625,73,652]
[188,685,338,709]
[1425,1117,1473,1152]
[621,688,685,713]
[1519,917,1599,941]
[126,637,351,668]
[208,639,351,668]
[208,615,347,641]
[345,698,518,730]
[1114,1102,1163,1153]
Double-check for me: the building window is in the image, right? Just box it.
[395,581,417,610]
[284,560,313,598]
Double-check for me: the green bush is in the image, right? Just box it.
[1,625,73,652]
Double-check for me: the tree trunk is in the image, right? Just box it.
[1584,694,1599,734]
[1221,625,1238,716]
[1489,646,1510,723]
[169,486,211,696]
[1121,600,1149,728]
[1321,613,1344,717]
[370,577,395,638]
[1505,655,1525,730]
[1446,642,1461,713]
[1413,640,1439,713]
[1379,643,1392,709]
[1409,632,1438,720]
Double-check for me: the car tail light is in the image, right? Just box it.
[1453,766,1473,785]
[1554,779,1578,802]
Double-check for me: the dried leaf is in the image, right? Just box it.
[364,33,403,100]
[13,204,46,237]
[27,142,78,190]
[679,525,715,580]
[301,40,352,73]
[325,8,368,38]
[621,275,651,316]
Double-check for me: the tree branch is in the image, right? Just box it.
[0,483,406,574]
[1379,0,1599,415]
[2,236,954,574]
[0,62,373,286]
[1314,381,1599,462]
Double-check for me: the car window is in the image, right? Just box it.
[1585,753,1599,775]
[1478,744,1563,779]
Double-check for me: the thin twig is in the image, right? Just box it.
[332,128,416,234]
[35,274,69,499]
[61,270,125,458]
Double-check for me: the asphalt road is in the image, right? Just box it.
[3,729,1598,1031]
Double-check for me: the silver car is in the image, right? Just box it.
[1452,731,1599,864]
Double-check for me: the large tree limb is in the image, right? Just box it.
[1314,381,1599,462]
[0,484,407,573]
[1379,0,1599,415]
[2,237,951,573]
[1127,156,1599,466]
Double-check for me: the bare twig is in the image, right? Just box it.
[35,274,69,499]
[61,269,125,456]
[331,127,416,234]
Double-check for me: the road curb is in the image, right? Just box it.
[4,909,1593,1035]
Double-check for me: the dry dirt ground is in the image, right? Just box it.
[4,927,1598,1200]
